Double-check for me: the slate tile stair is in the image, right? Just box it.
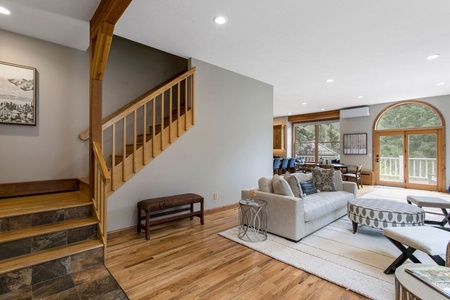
[0,191,127,299]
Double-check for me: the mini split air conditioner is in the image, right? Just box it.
[340,106,370,119]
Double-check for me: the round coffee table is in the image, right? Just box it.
[395,264,449,300]
[347,198,425,233]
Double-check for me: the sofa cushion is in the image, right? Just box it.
[303,191,353,222]
[292,172,312,183]
[334,170,343,191]
[258,177,273,193]
[312,168,336,191]
[300,179,317,195]
[285,174,303,197]
[272,175,294,197]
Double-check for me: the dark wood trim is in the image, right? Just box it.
[288,109,340,123]
[0,179,79,199]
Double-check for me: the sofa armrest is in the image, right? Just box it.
[241,190,306,241]
[342,181,358,199]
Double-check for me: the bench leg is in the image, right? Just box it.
[200,200,204,225]
[145,212,150,240]
[137,205,142,234]
[384,237,421,274]
[190,203,194,220]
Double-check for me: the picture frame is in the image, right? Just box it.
[343,133,367,155]
[0,61,37,125]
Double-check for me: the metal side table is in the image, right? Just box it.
[238,199,268,242]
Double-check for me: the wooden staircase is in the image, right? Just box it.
[0,69,195,298]
[0,180,106,298]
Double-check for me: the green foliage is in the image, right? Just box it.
[377,103,440,129]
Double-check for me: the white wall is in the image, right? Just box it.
[107,58,273,231]
[0,31,187,183]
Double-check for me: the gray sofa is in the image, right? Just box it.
[241,170,357,242]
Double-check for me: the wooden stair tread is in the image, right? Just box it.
[0,217,97,244]
[0,239,103,275]
[0,191,91,218]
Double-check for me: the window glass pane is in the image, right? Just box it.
[294,124,315,162]
[377,103,441,130]
[294,121,340,162]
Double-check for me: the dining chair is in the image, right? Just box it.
[342,164,363,189]
[273,158,282,175]
[279,158,289,174]
[288,158,297,173]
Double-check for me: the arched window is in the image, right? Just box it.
[373,101,445,191]
[375,102,442,130]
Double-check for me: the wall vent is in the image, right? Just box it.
[340,106,370,119]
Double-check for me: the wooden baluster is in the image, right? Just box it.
[160,93,164,150]
[169,87,172,143]
[177,82,181,137]
[143,103,147,164]
[111,124,116,190]
[122,116,126,182]
[133,110,137,172]
[185,78,188,130]
[152,98,156,157]
[191,74,195,125]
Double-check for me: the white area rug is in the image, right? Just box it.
[219,187,449,300]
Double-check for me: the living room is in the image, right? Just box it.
[1,1,450,299]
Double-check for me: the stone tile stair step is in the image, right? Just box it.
[0,191,91,219]
[0,217,97,244]
[0,239,103,275]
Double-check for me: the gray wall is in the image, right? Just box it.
[107,58,274,231]
[0,30,188,183]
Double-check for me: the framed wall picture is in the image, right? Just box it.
[343,133,367,155]
[273,125,286,149]
[0,61,36,125]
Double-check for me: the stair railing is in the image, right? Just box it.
[92,141,110,253]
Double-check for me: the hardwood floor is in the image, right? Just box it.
[106,206,368,300]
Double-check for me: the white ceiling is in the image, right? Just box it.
[1,0,449,117]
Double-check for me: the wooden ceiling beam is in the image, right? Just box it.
[287,110,340,123]
[91,0,132,37]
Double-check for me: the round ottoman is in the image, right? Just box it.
[347,198,425,233]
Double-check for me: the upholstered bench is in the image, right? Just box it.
[137,193,204,240]
[383,226,450,274]
[347,198,425,233]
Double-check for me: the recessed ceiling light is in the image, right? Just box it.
[288,113,292,115]
[213,16,227,25]
[301,102,307,105]
[320,108,325,111]
[357,96,363,99]
[437,82,446,86]
[326,79,334,83]
[426,54,440,60]
[0,7,11,15]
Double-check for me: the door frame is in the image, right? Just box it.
[373,128,444,191]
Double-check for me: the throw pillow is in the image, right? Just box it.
[312,168,337,192]
[272,175,295,197]
[258,177,273,193]
[285,175,303,198]
[300,179,317,195]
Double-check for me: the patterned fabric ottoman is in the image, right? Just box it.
[347,198,425,233]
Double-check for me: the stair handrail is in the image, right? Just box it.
[79,68,196,141]
[92,141,110,250]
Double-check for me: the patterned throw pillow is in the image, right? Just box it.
[285,175,303,198]
[312,168,337,191]
[300,179,317,195]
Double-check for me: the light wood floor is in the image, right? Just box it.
[106,205,369,300]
